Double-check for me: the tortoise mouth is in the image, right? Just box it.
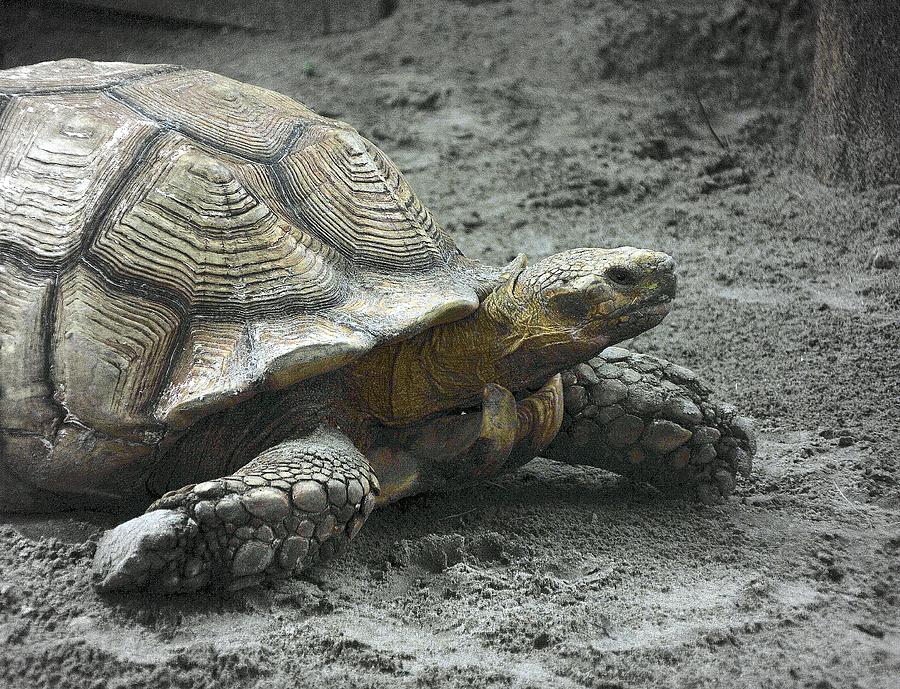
[629,294,674,323]
[576,292,672,343]
[611,292,673,318]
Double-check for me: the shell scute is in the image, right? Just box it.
[52,265,181,438]
[110,68,336,161]
[0,92,159,269]
[83,137,347,319]
[0,59,177,95]
[275,128,452,272]
[0,262,58,434]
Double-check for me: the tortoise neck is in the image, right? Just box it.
[345,297,522,425]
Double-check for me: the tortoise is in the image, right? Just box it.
[0,60,755,593]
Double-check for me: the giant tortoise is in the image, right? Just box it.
[0,60,755,592]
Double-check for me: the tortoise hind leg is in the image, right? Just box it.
[544,348,756,504]
[92,427,379,593]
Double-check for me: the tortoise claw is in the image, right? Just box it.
[92,509,209,593]
[470,383,518,478]
[514,373,565,454]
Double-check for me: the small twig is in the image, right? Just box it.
[505,514,534,523]
[439,507,477,521]
[832,480,864,511]
[694,93,729,151]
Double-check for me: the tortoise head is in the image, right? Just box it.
[345,246,675,426]
[485,247,676,382]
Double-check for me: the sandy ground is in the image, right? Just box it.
[1,1,899,687]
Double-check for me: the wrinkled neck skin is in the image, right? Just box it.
[344,291,605,426]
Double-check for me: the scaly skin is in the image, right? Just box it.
[547,348,756,503]
[93,428,378,592]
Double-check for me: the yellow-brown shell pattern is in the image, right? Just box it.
[0,59,480,453]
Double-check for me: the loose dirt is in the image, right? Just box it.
[1,1,898,687]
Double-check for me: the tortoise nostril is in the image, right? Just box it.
[605,266,639,286]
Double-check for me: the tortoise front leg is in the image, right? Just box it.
[92,427,378,593]
[544,348,756,504]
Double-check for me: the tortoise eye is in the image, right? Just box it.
[605,266,639,286]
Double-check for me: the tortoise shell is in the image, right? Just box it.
[0,59,482,467]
